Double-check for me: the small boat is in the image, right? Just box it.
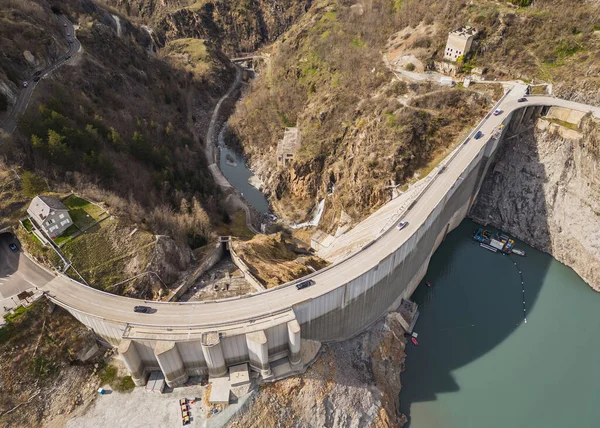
[425,281,431,287]
[411,337,419,346]
[512,248,526,257]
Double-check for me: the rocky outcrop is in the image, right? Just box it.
[227,312,407,427]
[471,116,600,291]
[106,0,311,55]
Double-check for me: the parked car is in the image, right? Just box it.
[517,97,527,102]
[474,130,483,139]
[34,70,41,77]
[134,305,152,313]
[493,109,503,116]
[33,76,40,82]
[296,279,315,290]
[23,81,28,88]
[397,221,409,231]
[66,55,71,59]
[63,23,67,27]
[8,243,18,252]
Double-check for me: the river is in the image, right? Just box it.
[399,220,600,428]
[218,128,270,214]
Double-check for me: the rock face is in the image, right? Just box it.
[227,312,407,427]
[470,116,600,291]
[106,0,310,55]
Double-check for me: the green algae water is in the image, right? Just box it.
[400,220,600,428]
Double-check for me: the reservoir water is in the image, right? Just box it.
[400,220,600,428]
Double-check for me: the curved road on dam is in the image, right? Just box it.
[0,15,80,135]
[6,86,600,332]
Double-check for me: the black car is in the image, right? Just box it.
[34,70,41,77]
[134,305,152,313]
[66,55,71,59]
[517,97,527,102]
[33,76,40,82]
[296,279,315,290]
[8,243,18,252]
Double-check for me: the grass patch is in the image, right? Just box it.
[59,219,155,294]
[22,218,33,232]
[98,364,135,393]
[52,224,80,246]
[216,210,255,240]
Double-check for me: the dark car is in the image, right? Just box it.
[517,97,527,102]
[66,55,71,59]
[134,305,152,313]
[34,70,41,77]
[474,130,483,139]
[397,221,409,231]
[296,279,315,290]
[33,76,40,82]
[8,243,18,252]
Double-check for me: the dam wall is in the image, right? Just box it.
[52,105,546,386]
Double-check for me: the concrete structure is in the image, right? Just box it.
[276,127,302,167]
[14,91,598,388]
[27,196,72,238]
[443,26,477,62]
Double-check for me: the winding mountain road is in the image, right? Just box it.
[0,15,80,134]
[11,90,595,332]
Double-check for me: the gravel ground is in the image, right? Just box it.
[67,383,209,428]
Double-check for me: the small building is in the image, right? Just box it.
[443,26,477,62]
[27,195,72,238]
[276,127,302,167]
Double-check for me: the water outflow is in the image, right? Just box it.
[287,198,326,229]
[400,220,600,428]
[111,15,121,37]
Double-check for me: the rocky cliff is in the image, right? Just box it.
[105,0,311,55]
[227,312,407,427]
[471,115,600,291]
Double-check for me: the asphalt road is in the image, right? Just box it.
[7,91,600,330]
[0,15,80,134]
[0,233,54,313]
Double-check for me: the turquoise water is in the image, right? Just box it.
[218,144,270,214]
[400,220,600,428]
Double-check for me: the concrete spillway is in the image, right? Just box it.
[40,89,600,386]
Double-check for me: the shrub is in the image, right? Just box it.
[405,62,416,71]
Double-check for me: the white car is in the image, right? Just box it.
[397,221,409,230]
[23,81,28,88]
[493,109,502,116]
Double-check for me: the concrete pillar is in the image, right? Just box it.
[515,107,527,128]
[246,331,271,378]
[154,341,188,387]
[522,106,534,124]
[201,332,227,377]
[118,339,147,386]
[287,320,302,368]
[510,109,524,132]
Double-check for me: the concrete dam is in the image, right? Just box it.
[40,86,600,387]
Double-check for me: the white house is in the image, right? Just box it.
[443,26,477,62]
[27,196,72,238]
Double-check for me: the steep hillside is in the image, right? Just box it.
[227,0,492,229]
[0,0,235,297]
[224,0,600,232]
